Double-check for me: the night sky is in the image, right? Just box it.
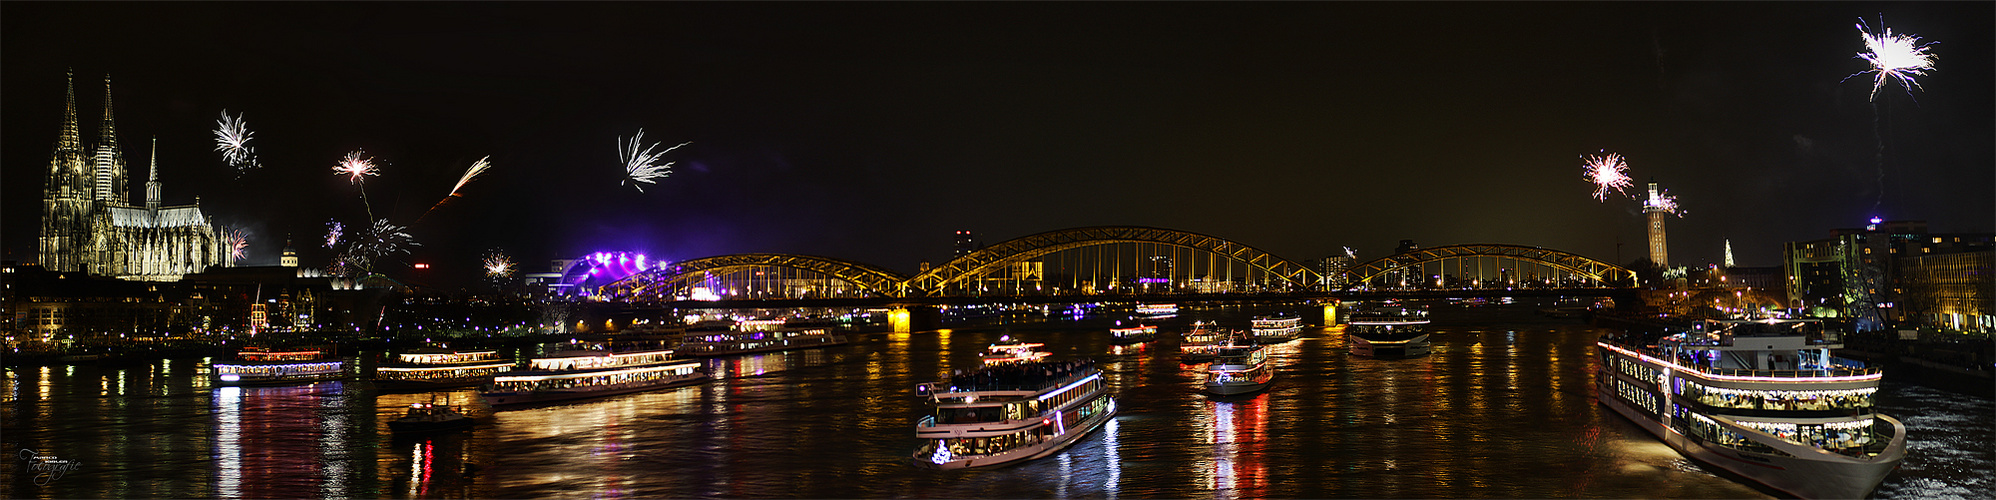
[6,2,1991,289]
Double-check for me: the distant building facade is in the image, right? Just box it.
[1784,219,1993,332]
[39,72,228,281]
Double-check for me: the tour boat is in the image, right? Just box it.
[1251,315,1302,343]
[1136,303,1179,318]
[676,325,849,357]
[388,396,475,434]
[1347,306,1432,358]
[981,336,1052,366]
[912,359,1116,469]
[210,347,351,386]
[1180,321,1226,363]
[1203,340,1274,396]
[1596,319,1906,499]
[1108,323,1158,345]
[479,348,706,408]
[372,348,516,391]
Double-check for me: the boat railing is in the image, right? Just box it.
[1678,365,1882,380]
[917,415,937,428]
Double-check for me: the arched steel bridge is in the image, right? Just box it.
[597,227,1632,300]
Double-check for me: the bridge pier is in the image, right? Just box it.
[889,306,942,333]
[1323,300,1340,325]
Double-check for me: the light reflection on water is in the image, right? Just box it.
[2,305,1990,499]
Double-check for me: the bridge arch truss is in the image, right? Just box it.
[908,226,1322,296]
[1343,243,1633,290]
[601,253,912,300]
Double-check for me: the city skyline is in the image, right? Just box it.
[5,2,1991,289]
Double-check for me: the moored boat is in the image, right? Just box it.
[1203,340,1274,396]
[981,336,1052,366]
[479,348,706,408]
[388,397,475,434]
[1108,323,1158,345]
[211,347,352,386]
[912,359,1116,469]
[676,320,849,357]
[1347,305,1431,358]
[1136,303,1179,319]
[1596,319,1907,499]
[1251,315,1302,344]
[372,348,516,391]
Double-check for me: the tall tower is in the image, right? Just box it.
[953,230,976,258]
[146,136,162,211]
[40,70,94,272]
[1723,239,1735,268]
[1643,182,1669,267]
[94,75,128,204]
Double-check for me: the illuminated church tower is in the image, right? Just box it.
[1643,182,1669,267]
[38,70,226,280]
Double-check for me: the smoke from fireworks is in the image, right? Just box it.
[483,251,517,279]
[225,228,249,262]
[1581,151,1634,201]
[617,129,689,192]
[213,110,260,175]
[420,156,493,221]
[324,220,344,248]
[1847,17,1937,101]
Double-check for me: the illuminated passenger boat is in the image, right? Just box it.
[388,398,475,434]
[1204,341,1274,396]
[1596,319,1906,499]
[981,336,1052,366]
[1347,306,1431,358]
[1136,303,1179,318]
[676,320,849,357]
[479,349,705,408]
[373,348,516,391]
[1180,321,1226,363]
[1251,315,1302,344]
[912,359,1115,469]
[1108,323,1158,345]
[211,347,351,386]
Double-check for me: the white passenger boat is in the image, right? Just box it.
[1251,315,1302,343]
[479,348,706,408]
[373,348,515,391]
[676,324,849,357]
[981,336,1052,366]
[1347,306,1431,358]
[1180,321,1226,363]
[1596,319,1906,499]
[211,347,352,386]
[912,359,1116,469]
[1203,341,1274,396]
[1136,303,1179,318]
[1108,323,1158,345]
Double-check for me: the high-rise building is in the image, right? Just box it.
[38,71,227,281]
[1643,183,1669,267]
[1784,218,1994,332]
[953,230,976,258]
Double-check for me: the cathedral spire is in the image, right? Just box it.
[147,136,162,211]
[58,69,81,151]
[94,74,128,203]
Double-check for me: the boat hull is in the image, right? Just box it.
[1203,379,1271,396]
[481,372,709,409]
[1348,334,1431,358]
[679,337,849,357]
[1597,387,1905,499]
[372,377,491,392]
[388,416,475,434]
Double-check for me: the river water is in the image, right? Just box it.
[4,304,1989,498]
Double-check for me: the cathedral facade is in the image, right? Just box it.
[39,72,229,281]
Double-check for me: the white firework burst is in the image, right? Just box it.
[333,150,379,184]
[617,129,689,192]
[1646,189,1686,218]
[1848,17,1938,101]
[483,251,517,279]
[1581,151,1634,202]
[325,220,345,248]
[213,110,260,174]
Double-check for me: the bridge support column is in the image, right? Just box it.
[1322,300,1340,325]
[889,306,942,333]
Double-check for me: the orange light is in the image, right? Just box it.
[413,263,430,269]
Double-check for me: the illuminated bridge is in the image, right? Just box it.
[593,226,1635,304]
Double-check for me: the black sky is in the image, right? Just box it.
[6,2,1992,289]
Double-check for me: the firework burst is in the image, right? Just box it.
[1847,17,1937,101]
[225,228,249,262]
[355,219,419,260]
[617,129,689,192]
[213,110,260,175]
[1646,189,1685,218]
[324,220,345,248]
[333,150,380,184]
[1581,151,1634,201]
[483,251,517,280]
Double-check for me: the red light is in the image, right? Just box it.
[414,263,430,269]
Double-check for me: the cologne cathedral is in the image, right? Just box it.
[39,71,229,281]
